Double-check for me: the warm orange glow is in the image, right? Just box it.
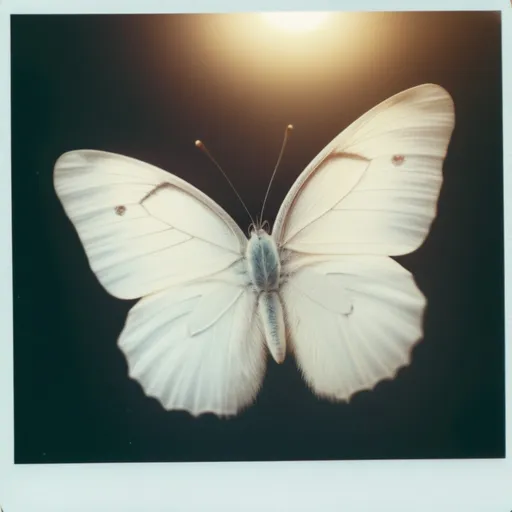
[261,12,330,33]
[155,13,381,106]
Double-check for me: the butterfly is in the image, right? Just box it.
[54,83,455,417]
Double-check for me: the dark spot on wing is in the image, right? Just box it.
[391,154,406,166]
[114,205,126,216]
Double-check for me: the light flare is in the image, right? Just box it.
[261,12,330,33]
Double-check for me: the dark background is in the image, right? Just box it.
[11,12,504,463]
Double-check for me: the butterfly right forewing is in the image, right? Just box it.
[273,84,454,256]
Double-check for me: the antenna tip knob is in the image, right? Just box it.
[195,140,204,148]
[287,124,294,131]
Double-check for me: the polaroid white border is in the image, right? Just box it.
[0,1,510,511]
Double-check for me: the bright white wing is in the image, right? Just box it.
[273,84,455,256]
[275,84,454,401]
[281,256,425,401]
[54,150,247,299]
[119,279,266,417]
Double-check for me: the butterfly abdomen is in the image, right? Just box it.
[246,230,286,363]
[258,291,286,364]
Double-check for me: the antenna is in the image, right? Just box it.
[259,124,293,226]
[195,140,256,228]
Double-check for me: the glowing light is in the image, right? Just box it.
[261,12,330,33]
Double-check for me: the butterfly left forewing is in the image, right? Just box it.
[54,150,247,300]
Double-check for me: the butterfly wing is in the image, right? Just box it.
[275,84,455,401]
[119,278,265,416]
[273,83,454,256]
[54,150,247,299]
[55,150,266,416]
[281,255,425,400]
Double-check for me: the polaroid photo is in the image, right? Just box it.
[0,1,510,511]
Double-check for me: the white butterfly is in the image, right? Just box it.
[54,84,455,417]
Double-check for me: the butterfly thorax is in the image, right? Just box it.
[246,229,281,292]
[246,230,286,364]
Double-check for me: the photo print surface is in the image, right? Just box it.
[11,11,504,464]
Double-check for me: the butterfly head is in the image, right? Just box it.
[249,219,271,238]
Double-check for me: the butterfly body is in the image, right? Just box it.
[245,229,286,363]
[54,84,455,417]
